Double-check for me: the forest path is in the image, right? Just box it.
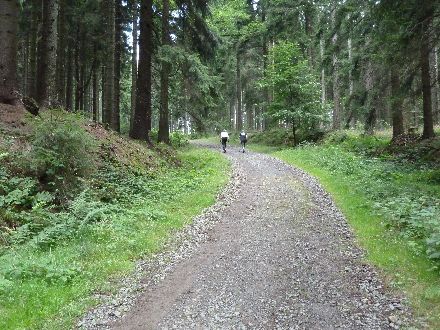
[82,142,411,329]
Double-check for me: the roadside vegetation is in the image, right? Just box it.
[245,128,440,327]
[0,110,229,329]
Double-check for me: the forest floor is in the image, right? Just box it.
[80,142,415,329]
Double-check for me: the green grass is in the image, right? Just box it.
[0,146,230,329]
[248,141,440,328]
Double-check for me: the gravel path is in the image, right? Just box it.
[79,142,412,329]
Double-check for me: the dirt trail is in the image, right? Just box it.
[80,142,412,329]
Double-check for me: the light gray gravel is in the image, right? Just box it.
[78,142,414,329]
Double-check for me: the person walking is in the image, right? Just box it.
[220,130,229,153]
[239,131,247,153]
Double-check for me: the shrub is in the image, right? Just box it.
[28,110,97,197]
[324,130,349,144]
[170,131,189,147]
[249,129,289,146]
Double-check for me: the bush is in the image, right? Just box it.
[324,130,349,144]
[28,110,97,197]
[170,131,189,147]
[0,111,100,246]
[249,129,289,146]
[149,128,158,142]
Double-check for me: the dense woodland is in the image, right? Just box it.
[0,0,439,143]
[1,1,440,328]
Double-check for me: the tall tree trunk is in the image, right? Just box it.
[92,42,100,121]
[56,0,66,107]
[130,0,138,132]
[421,41,435,139]
[103,0,115,127]
[27,0,40,99]
[331,9,341,130]
[348,37,353,97]
[247,103,254,130]
[23,29,29,95]
[158,0,171,144]
[65,40,74,111]
[84,73,91,114]
[130,0,152,141]
[430,47,439,125]
[320,37,326,108]
[258,106,263,131]
[229,98,235,130]
[437,47,440,124]
[236,52,242,131]
[420,0,435,139]
[74,21,80,111]
[0,0,19,105]
[36,0,59,107]
[112,0,122,132]
[92,64,98,122]
[364,60,376,134]
[101,66,106,121]
[261,2,269,130]
[304,3,315,67]
[79,39,85,111]
[391,66,404,139]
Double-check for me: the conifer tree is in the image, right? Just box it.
[0,0,19,105]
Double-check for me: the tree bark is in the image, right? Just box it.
[304,3,315,67]
[320,37,326,108]
[421,39,435,139]
[65,38,74,112]
[36,0,59,107]
[437,47,440,124]
[229,98,235,130]
[391,66,404,139]
[74,21,80,111]
[112,0,122,132]
[430,47,439,125]
[331,9,341,130]
[236,52,243,131]
[364,60,376,135]
[247,103,254,130]
[261,2,269,130]
[101,65,106,121]
[92,63,98,122]
[348,37,353,98]
[27,0,40,99]
[420,0,435,139]
[78,35,85,111]
[23,26,29,95]
[130,0,138,132]
[158,0,171,144]
[0,0,19,105]
[130,0,152,141]
[56,0,66,107]
[103,0,115,127]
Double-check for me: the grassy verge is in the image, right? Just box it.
[248,139,440,327]
[0,146,229,329]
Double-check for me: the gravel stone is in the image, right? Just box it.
[78,142,416,329]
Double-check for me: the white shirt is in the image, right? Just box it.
[221,131,229,138]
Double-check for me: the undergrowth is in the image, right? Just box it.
[0,111,230,329]
[248,128,325,146]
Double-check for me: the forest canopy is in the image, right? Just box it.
[0,0,439,141]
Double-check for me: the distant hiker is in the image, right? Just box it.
[220,130,229,153]
[239,131,247,153]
